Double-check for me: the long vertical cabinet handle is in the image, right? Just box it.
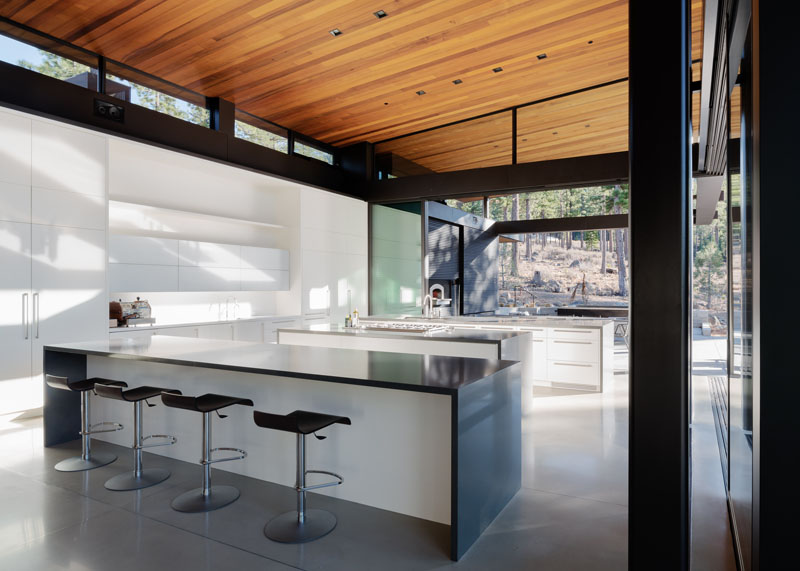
[33,292,39,339]
[22,293,29,339]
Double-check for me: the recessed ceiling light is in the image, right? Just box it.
[452,79,463,85]
[587,40,594,44]
[384,102,389,105]
[552,131,558,135]
[522,138,528,142]
[585,124,591,128]
[329,28,342,36]
[537,53,547,60]
[416,90,426,96]
[374,10,387,19]
[492,67,503,73]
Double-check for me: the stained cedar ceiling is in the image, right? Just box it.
[1,0,705,152]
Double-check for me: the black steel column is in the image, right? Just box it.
[752,2,799,569]
[629,0,691,568]
[207,96,235,136]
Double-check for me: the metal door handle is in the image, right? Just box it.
[553,340,593,345]
[33,292,39,339]
[552,362,593,368]
[22,293,29,339]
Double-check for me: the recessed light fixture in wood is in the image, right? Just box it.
[492,67,503,73]
[374,10,387,19]
[416,90,426,95]
[329,28,342,36]
[453,79,463,85]
[537,53,547,60]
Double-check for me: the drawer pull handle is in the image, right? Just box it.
[531,339,544,343]
[552,362,593,368]
[554,329,592,333]
[553,340,593,345]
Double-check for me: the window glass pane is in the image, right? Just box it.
[497,227,629,310]
[370,203,422,315]
[487,185,629,222]
[0,27,95,87]
[294,140,334,165]
[444,199,483,216]
[234,111,288,153]
[105,61,209,127]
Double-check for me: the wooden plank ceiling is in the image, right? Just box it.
[2,0,708,168]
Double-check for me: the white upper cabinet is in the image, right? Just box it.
[0,181,32,224]
[179,240,241,268]
[110,235,179,265]
[240,246,289,270]
[0,109,32,187]
[31,187,106,230]
[109,235,289,292]
[32,121,106,196]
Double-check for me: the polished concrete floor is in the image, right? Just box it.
[0,341,731,570]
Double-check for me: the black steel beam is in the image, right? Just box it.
[629,0,691,569]
[367,151,629,203]
[491,214,628,235]
[208,96,235,137]
[752,3,799,568]
[0,61,362,198]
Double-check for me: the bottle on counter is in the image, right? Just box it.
[345,313,352,328]
[352,308,359,327]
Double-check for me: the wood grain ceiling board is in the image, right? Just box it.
[730,84,740,139]
[2,0,707,154]
[517,80,627,163]
[375,111,512,173]
[2,0,629,146]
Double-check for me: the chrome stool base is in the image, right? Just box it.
[264,509,337,543]
[55,451,117,472]
[105,467,170,491]
[171,485,240,513]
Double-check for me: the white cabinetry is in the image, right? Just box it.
[0,109,108,415]
[109,235,289,292]
[300,188,367,326]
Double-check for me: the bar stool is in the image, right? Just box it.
[160,392,253,512]
[94,384,180,491]
[253,409,351,543]
[45,375,127,472]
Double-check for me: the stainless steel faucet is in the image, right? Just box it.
[422,294,433,318]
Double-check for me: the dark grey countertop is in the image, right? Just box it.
[45,336,519,396]
[278,323,527,343]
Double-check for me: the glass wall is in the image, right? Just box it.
[234,109,289,153]
[369,203,422,315]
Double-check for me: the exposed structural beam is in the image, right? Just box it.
[491,214,628,235]
[697,0,720,172]
[694,175,725,224]
[368,151,628,203]
[629,0,691,569]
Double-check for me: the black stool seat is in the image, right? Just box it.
[44,375,127,473]
[161,392,254,412]
[254,410,351,435]
[46,375,127,392]
[95,384,181,402]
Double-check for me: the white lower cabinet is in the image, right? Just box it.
[529,338,548,381]
[546,361,599,387]
[155,326,198,338]
[233,320,264,342]
[198,323,235,340]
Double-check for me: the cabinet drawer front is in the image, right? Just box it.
[550,328,600,342]
[530,338,548,380]
[0,181,31,223]
[547,361,599,386]
[110,264,179,293]
[518,326,547,338]
[547,338,600,363]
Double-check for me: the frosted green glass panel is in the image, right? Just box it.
[370,203,422,315]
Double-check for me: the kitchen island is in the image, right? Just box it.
[278,323,534,412]
[362,315,615,392]
[43,335,521,560]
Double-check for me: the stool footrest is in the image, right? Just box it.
[202,447,247,465]
[139,434,177,449]
[300,469,343,492]
[83,421,123,436]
